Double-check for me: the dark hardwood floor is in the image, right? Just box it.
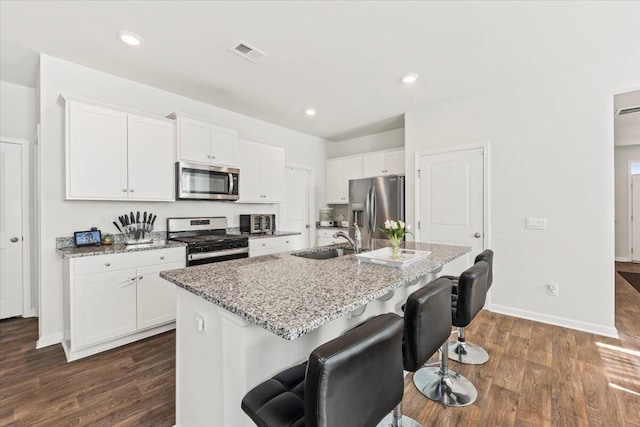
[1,266,639,426]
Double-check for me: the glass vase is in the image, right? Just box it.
[389,237,401,259]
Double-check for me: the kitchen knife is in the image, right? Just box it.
[122,215,128,226]
[118,216,126,227]
[136,211,140,224]
[130,212,135,224]
[112,221,122,233]
[151,214,157,225]
[143,211,147,224]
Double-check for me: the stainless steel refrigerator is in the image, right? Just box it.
[348,175,405,249]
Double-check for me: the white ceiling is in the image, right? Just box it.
[1,1,639,141]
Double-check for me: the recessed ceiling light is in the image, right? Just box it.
[119,31,143,46]
[304,108,317,116]
[402,74,419,84]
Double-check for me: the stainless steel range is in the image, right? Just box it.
[167,217,249,266]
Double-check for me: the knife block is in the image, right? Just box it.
[124,223,154,245]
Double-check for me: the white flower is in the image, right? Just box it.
[406,224,412,231]
[390,221,398,230]
[399,221,405,229]
[384,220,391,229]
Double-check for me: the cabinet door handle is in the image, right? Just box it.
[122,188,127,192]
[262,243,266,247]
[160,256,165,260]
[211,155,216,159]
[105,262,111,267]
[138,275,143,280]
[129,189,134,193]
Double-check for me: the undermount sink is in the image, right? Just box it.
[292,247,357,260]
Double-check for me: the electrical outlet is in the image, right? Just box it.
[547,283,558,296]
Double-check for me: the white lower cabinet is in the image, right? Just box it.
[63,247,185,361]
[249,236,295,257]
[136,262,184,330]
[74,269,138,349]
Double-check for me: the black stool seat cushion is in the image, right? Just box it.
[241,313,404,427]
[403,277,453,372]
[442,249,494,295]
[241,362,307,427]
[452,261,489,328]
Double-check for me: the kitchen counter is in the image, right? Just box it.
[166,239,470,427]
[160,240,469,340]
[57,240,186,258]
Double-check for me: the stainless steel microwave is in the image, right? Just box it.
[176,161,239,201]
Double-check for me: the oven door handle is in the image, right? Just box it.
[188,247,249,261]
[228,173,234,195]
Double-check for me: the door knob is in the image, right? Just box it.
[474,232,482,238]
[10,237,19,243]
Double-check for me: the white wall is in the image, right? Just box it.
[405,55,640,338]
[38,54,328,345]
[327,128,404,158]
[0,81,36,140]
[614,145,640,260]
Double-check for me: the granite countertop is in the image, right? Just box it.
[57,240,187,258]
[160,240,470,340]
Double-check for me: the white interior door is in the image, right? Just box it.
[417,147,485,276]
[631,175,640,262]
[281,167,310,249]
[0,142,23,319]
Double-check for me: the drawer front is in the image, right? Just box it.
[317,229,335,238]
[317,237,344,246]
[317,229,349,238]
[249,236,291,252]
[73,247,185,276]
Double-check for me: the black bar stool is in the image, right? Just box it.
[406,275,482,407]
[241,313,416,427]
[443,250,493,365]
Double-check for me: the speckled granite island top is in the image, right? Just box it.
[57,240,186,258]
[160,240,469,340]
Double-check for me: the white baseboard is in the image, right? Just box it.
[615,257,631,262]
[489,304,619,339]
[36,332,63,349]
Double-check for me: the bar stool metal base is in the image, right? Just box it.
[412,367,477,407]
[376,414,422,427]
[376,403,422,427]
[448,340,489,365]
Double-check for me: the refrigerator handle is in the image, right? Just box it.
[365,185,372,232]
[371,185,377,234]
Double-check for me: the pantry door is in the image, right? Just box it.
[0,141,24,319]
[416,145,488,276]
[281,166,311,249]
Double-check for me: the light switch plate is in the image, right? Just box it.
[526,218,547,230]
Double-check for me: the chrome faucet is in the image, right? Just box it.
[334,229,362,254]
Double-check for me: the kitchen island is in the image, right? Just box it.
[160,240,470,427]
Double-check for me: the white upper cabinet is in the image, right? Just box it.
[127,114,174,200]
[235,139,285,203]
[178,117,211,164]
[64,97,175,201]
[362,149,405,177]
[67,102,129,200]
[326,157,363,204]
[175,116,237,166]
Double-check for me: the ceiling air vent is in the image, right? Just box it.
[229,41,268,63]
[616,105,640,116]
